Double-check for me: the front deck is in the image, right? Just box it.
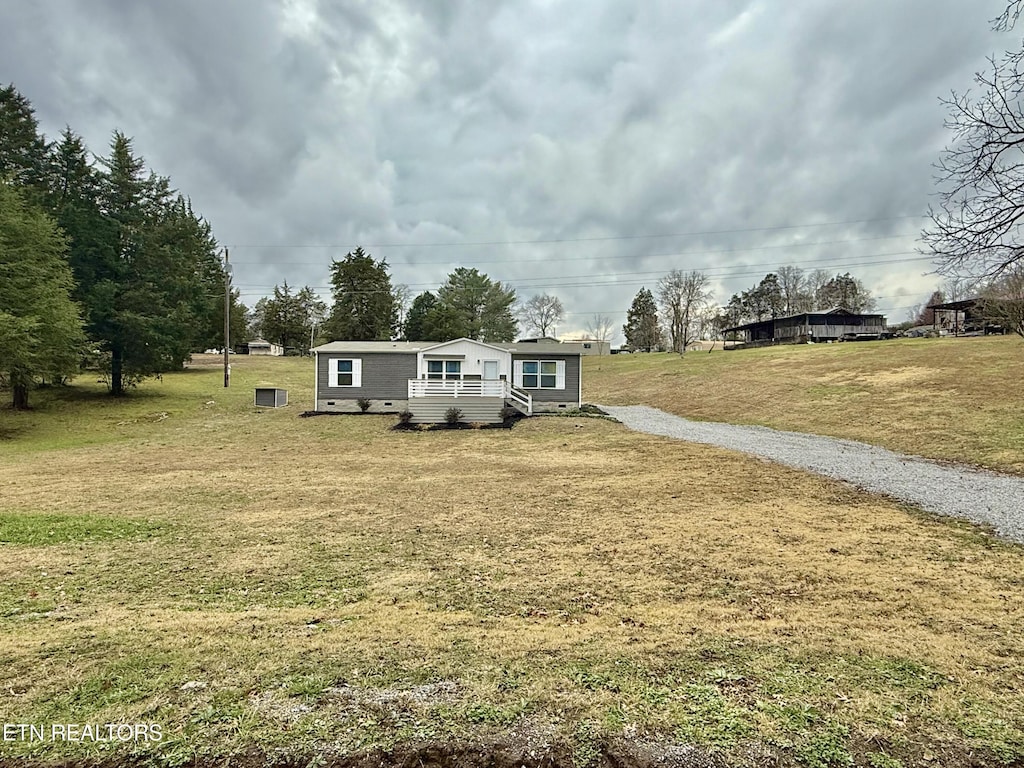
[407,379,532,423]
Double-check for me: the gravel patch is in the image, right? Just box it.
[599,404,1024,544]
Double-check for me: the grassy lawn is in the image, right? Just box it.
[0,353,1022,767]
[585,335,1024,475]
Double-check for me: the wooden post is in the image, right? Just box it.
[223,248,231,388]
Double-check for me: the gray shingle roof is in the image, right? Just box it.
[312,339,585,355]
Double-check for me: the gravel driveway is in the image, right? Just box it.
[599,404,1024,545]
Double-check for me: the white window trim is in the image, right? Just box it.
[328,358,362,388]
[513,359,565,389]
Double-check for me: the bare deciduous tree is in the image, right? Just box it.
[657,269,711,354]
[806,269,832,310]
[978,264,1024,337]
[584,313,615,354]
[776,265,810,314]
[941,276,973,303]
[993,1,1023,31]
[392,283,412,338]
[520,293,564,337]
[923,3,1024,278]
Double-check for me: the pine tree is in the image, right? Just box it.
[623,288,660,351]
[403,291,438,340]
[83,132,216,393]
[818,273,876,312]
[431,268,518,342]
[324,247,397,340]
[0,182,84,409]
[257,282,326,352]
[0,84,50,200]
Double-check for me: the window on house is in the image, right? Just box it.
[337,359,354,385]
[330,358,361,387]
[518,360,563,389]
[427,360,462,380]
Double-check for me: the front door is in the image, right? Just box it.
[482,360,499,380]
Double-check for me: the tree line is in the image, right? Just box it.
[1,83,597,409]
[248,255,527,351]
[1,84,239,406]
[623,267,878,353]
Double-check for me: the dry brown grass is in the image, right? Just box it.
[585,335,1024,474]
[2,356,1023,765]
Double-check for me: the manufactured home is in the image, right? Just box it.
[246,338,285,356]
[312,338,583,423]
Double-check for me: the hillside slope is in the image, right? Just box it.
[585,336,1024,474]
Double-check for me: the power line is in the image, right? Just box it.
[223,215,925,250]
[225,232,922,267]
[231,251,934,295]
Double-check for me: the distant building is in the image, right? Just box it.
[559,337,611,356]
[723,308,887,348]
[246,338,284,356]
[926,297,1008,335]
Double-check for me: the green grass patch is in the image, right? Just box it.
[0,512,168,545]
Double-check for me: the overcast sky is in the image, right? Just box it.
[2,0,1017,341]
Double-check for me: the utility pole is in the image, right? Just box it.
[223,247,231,388]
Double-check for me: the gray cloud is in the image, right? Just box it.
[1,0,1016,337]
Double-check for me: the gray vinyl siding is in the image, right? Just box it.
[408,397,505,424]
[318,352,417,400]
[511,353,581,405]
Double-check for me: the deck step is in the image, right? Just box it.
[408,396,505,424]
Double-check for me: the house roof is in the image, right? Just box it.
[926,297,981,311]
[312,341,433,353]
[312,338,585,355]
[723,308,886,334]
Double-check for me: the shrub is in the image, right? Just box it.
[356,397,372,413]
[397,410,413,425]
[445,407,463,425]
[500,406,519,421]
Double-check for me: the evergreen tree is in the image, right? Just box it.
[324,247,397,340]
[403,291,438,340]
[818,272,876,312]
[430,268,518,342]
[0,84,50,200]
[257,282,326,353]
[736,273,785,322]
[623,287,660,351]
[0,182,84,409]
[423,301,467,342]
[82,132,216,393]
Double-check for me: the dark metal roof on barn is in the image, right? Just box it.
[722,307,885,335]
[926,297,981,311]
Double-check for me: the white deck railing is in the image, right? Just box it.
[408,379,507,398]
[407,379,533,415]
[507,384,533,415]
